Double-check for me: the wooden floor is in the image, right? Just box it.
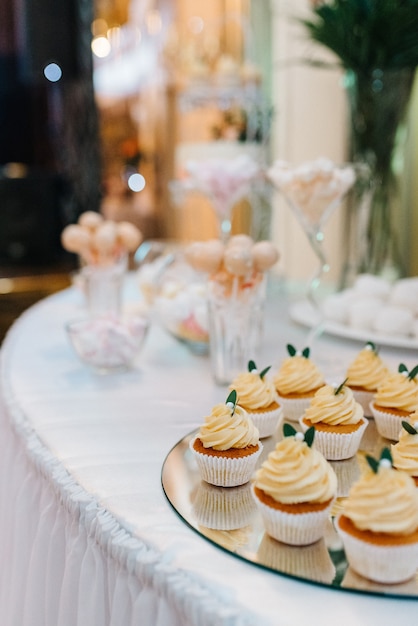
[0,269,72,344]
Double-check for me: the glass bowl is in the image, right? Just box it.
[136,241,209,355]
[66,313,149,374]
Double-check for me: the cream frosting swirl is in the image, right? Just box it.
[274,356,325,395]
[343,465,418,535]
[374,372,418,413]
[254,436,337,504]
[391,415,418,477]
[346,346,389,391]
[229,371,277,410]
[303,384,364,426]
[198,403,259,450]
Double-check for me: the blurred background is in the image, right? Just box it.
[1,0,418,340]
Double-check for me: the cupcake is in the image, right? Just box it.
[370,363,418,441]
[345,341,389,416]
[391,412,418,485]
[336,448,418,584]
[190,390,262,487]
[273,345,325,422]
[229,360,283,438]
[299,381,368,461]
[252,424,337,545]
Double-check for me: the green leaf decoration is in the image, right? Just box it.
[402,420,417,435]
[366,448,393,473]
[260,366,271,379]
[366,455,379,474]
[365,341,379,354]
[408,365,418,381]
[226,390,237,409]
[380,447,392,464]
[399,363,408,374]
[304,426,315,448]
[283,423,297,438]
[248,360,257,373]
[334,378,348,395]
[287,344,296,357]
[302,347,310,358]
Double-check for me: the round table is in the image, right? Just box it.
[0,279,416,626]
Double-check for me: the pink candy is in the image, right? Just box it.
[184,155,261,216]
[67,314,149,372]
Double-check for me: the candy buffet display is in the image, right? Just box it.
[61,212,143,317]
[136,235,279,363]
[171,154,262,242]
[61,212,148,373]
[267,158,357,342]
[184,235,279,384]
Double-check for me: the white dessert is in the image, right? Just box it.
[373,305,414,336]
[322,274,418,342]
[348,297,384,331]
[388,279,418,315]
[321,289,357,324]
[353,274,392,299]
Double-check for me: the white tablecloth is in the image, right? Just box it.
[0,280,417,626]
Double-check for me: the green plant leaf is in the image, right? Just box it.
[226,390,237,408]
[408,365,418,380]
[248,360,257,373]
[399,363,408,374]
[366,341,376,352]
[380,447,393,465]
[287,344,297,356]
[304,426,315,448]
[366,455,379,474]
[402,420,417,435]
[300,1,418,73]
[302,347,310,358]
[260,366,271,379]
[334,378,348,395]
[283,423,297,438]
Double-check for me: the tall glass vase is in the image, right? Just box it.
[341,68,416,285]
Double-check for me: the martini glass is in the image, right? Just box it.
[170,154,262,243]
[267,158,357,342]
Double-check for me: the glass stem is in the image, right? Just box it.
[306,231,328,309]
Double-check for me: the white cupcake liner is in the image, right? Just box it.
[277,395,313,422]
[336,516,418,584]
[299,417,368,461]
[350,389,374,417]
[192,481,256,530]
[252,486,333,546]
[257,535,335,583]
[247,404,284,439]
[369,402,405,441]
[189,438,263,487]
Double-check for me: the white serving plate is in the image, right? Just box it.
[290,300,418,350]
